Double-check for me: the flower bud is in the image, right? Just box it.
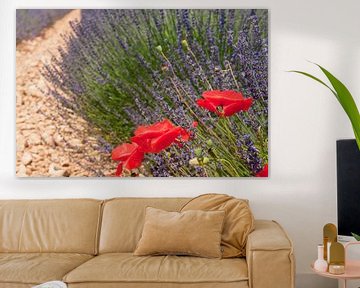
[206,139,213,147]
[189,158,199,166]
[194,148,202,157]
[155,45,163,52]
[181,39,189,49]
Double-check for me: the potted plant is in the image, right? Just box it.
[290,63,360,150]
[291,64,360,241]
[352,233,360,241]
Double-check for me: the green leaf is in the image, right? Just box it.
[289,70,337,99]
[289,64,360,151]
[316,64,360,151]
[351,232,360,241]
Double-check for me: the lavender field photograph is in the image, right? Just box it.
[16,9,269,177]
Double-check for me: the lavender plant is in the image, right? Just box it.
[44,9,268,177]
[16,9,71,44]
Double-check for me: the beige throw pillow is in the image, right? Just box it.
[181,193,255,258]
[134,207,225,258]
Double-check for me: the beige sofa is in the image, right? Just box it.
[0,198,295,288]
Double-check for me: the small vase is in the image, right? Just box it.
[314,244,328,272]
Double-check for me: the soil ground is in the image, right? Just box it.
[16,10,116,177]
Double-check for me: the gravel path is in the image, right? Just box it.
[16,10,115,177]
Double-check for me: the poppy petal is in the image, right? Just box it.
[241,98,253,111]
[219,90,245,104]
[202,90,224,106]
[180,128,191,141]
[223,98,253,116]
[150,127,182,153]
[196,99,217,113]
[256,164,268,177]
[112,143,139,161]
[133,119,174,138]
[123,148,145,170]
[115,163,123,176]
[202,90,245,105]
[131,135,152,152]
[130,119,189,154]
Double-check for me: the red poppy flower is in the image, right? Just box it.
[256,164,268,177]
[197,90,253,117]
[131,119,190,153]
[112,143,144,176]
[192,121,198,128]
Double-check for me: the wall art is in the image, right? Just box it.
[16,9,268,177]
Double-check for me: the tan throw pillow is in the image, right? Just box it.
[134,207,225,258]
[181,194,254,258]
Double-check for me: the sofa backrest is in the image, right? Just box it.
[0,199,102,255]
[99,197,190,253]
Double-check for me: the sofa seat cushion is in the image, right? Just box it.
[0,253,93,285]
[64,253,248,285]
[67,283,249,288]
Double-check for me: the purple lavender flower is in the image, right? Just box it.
[243,134,263,174]
[43,9,268,177]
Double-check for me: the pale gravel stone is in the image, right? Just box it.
[41,132,55,147]
[53,133,64,147]
[48,163,70,177]
[21,152,33,166]
[27,133,42,146]
[17,164,28,177]
[16,135,28,152]
[15,10,116,177]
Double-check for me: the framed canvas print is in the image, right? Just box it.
[16,9,268,177]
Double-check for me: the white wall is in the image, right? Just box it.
[1,1,360,287]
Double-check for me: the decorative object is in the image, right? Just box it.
[329,242,345,275]
[323,223,337,261]
[328,264,345,275]
[16,9,269,177]
[327,242,332,263]
[133,207,225,258]
[181,193,255,257]
[311,241,360,288]
[32,281,67,288]
[314,244,328,272]
[291,63,360,150]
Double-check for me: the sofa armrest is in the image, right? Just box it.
[246,220,295,288]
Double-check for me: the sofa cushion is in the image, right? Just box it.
[99,198,190,253]
[181,194,254,258]
[134,207,225,258]
[0,199,102,254]
[0,253,93,285]
[63,253,248,285]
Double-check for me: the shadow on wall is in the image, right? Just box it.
[271,0,360,180]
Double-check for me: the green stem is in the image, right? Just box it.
[226,62,240,91]
[218,158,241,176]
